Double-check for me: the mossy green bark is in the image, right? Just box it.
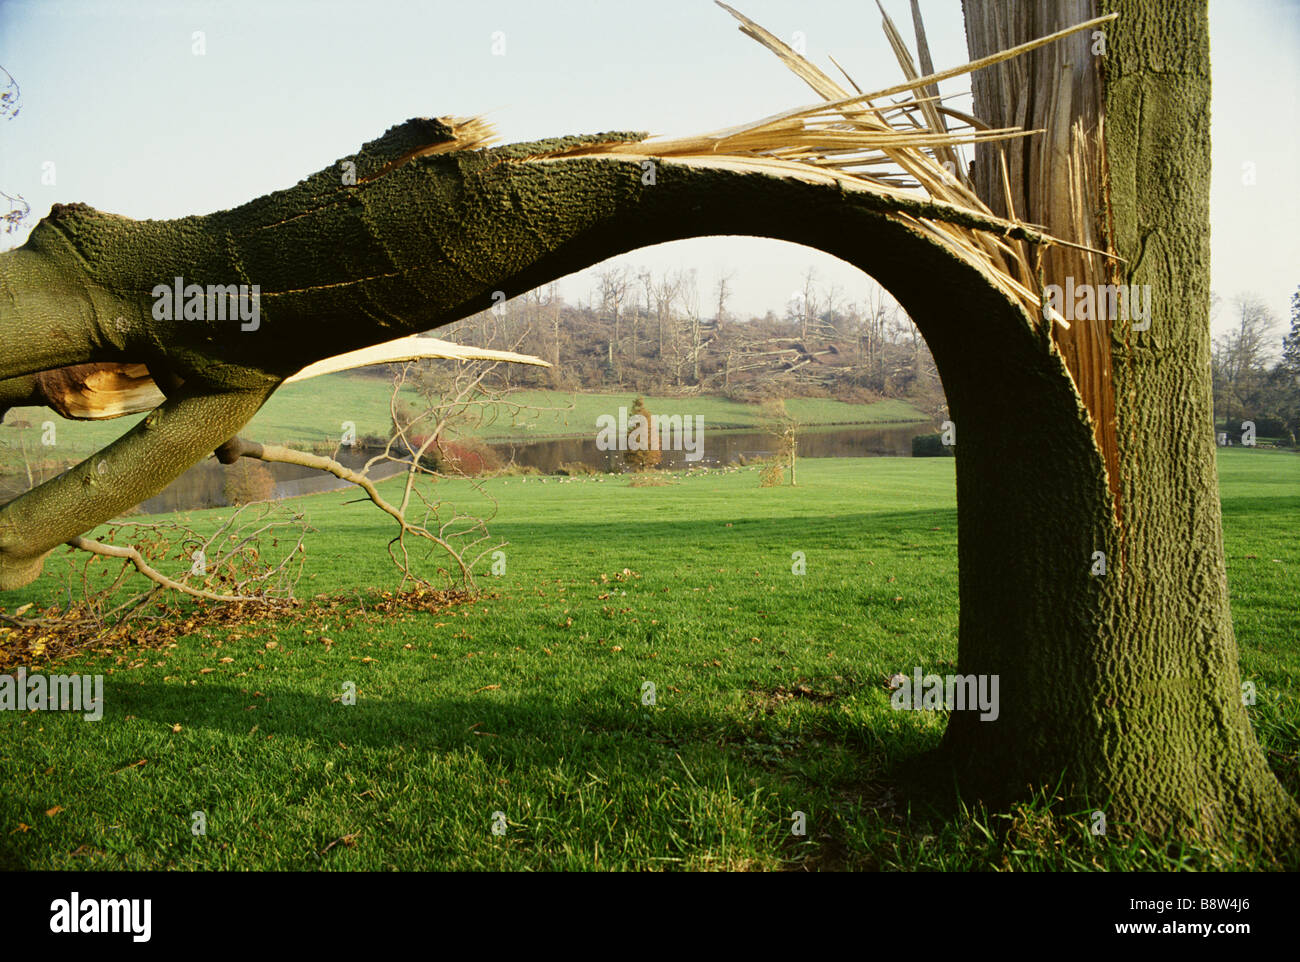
[0,123,1084,589]
[1101,0,1297,849]
[0,383,275,589]
[943,0,1298,854]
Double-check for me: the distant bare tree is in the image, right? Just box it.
[1212,293,1279,425]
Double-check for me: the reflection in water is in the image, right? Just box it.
[137,448,410,514]
[490,423,927,473]
[1,424,931,516]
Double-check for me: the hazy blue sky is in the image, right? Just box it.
[2,0,1296,341]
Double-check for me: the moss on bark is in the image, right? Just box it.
[943,0,1299,854]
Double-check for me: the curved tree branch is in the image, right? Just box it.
[66,535,265,604]
[0,377,276,588]
[1,125,1091,588]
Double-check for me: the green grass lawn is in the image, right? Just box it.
[453,391,928,440]
[0,374,928,472]
[0,448,1295,870]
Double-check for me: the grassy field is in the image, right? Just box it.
[0,448,1295,870]
[239,379,929,444]
[452,391,928,441]
[0,373,928,472]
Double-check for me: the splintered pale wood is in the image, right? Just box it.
[965,0,1118,509]
[908,0,941,101]
[607,125,1041,159]
[875,0,962,180]
[826,53,864,95]
[826,11,1118,106]
[712,0,1051,290]
[36,338,550,422]
[360,116,500,183]
[283,336,551,383]
[537,5,1122,338]
[713,0,968,206]
[34,364,162,420]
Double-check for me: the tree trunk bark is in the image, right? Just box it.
[945,0,1298,849]
[963,0,1118,499]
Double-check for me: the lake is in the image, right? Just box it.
[1,423,933,515]
[490,423,925,472]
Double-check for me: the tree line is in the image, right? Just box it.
[432,265,947,420]
[434,272,1300,448]
[1211,287,1300,444]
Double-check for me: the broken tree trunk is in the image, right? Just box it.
[942,0,1296,849]
[0,2,1294,851]
[963,0,1118,503]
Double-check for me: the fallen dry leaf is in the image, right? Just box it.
[320,831,361,855]
[171,723,182,733]
[45,805,63,817]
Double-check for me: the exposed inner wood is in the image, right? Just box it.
[963,0,1120,511]
[24,337,549,422]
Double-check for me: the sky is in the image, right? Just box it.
[1,0,1297,343]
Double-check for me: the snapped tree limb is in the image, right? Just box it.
[2,110,1092,589]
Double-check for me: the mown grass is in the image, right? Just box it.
[0,449,1295,871]
[0,375,927,472]
[452,391,928,441]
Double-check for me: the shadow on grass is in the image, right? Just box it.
[95,674,973,864]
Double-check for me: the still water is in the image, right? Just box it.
[491,423,924,472]
[2,423,931,516]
